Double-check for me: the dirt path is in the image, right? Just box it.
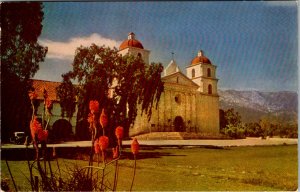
[1,137,297,149]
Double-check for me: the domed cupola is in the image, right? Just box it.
[191,50,211,65]
[118,32,150,64]
[119,32,144,50]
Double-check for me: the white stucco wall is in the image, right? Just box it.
[118,47,150,65]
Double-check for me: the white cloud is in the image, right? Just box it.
[39,33,121,60]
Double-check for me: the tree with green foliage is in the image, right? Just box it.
[224,108,242,126]
[56,44,164,140]
[244,122,263,137]
[1,2,47,141]
[259,114,298,138]
[56,72,77,121]
[221,108,245,139]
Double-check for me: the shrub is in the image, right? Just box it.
[245,122,263,137]
[224,124,246,139]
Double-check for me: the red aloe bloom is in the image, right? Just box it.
[115,126,124,140]
[99,136,109,151]
[99,108,108,128]
[112,146,119,159]
[89,100,99,114]
[94,140,100,154]
[37,129,48,141]
[28,91,38,100]
[131,138,139,155]
[30,117,42,139]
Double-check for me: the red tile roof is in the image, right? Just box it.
[191,56,212,65]
[119,39,144,50]
[119,32,144,50]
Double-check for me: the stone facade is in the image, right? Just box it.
[129,70,220,136]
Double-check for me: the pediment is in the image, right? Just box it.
[162,72,199,88]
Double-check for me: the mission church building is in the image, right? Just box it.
[121,33,220,136]
[33,32,220,139]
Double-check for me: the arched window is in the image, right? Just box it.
[137,53,142,58]
[207,68,211,77]
[192,69,195,78]
[175,94,181,104]
[208,84,212,94]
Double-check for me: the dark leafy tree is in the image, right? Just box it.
[259,114,298,138]
[220,108,241,134]
[1,2,47,141]
[56,44,164,140]
[244,122,263,137]
[224,108,242,127]
[56,72,77,121]
[221,108,245,138]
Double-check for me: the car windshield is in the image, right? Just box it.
[16,133,25,136]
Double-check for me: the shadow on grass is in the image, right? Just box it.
[1,145,228,161]
[124,151,186,160]
[1,147,188,161]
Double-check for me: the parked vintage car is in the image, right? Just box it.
[10,132,26,144]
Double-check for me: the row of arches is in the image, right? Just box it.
[40,115,202,141]
[50,119,103,141]
[37,118,88,141]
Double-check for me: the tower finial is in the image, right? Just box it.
[171,52,175,60]
[128,32,135,40]
[198,50,204,57]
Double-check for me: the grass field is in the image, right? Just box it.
[1,145,298,191]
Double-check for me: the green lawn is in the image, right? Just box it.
[1,145,298,191]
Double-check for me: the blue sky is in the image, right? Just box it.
[35,1,298,92]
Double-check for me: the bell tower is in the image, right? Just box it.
[118,32,150,64]
[186,50,218,95]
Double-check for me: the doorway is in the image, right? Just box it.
[174,116,185,132]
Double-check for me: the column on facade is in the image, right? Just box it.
[184,92,188,132]
[187,93,191,133]
[169,90,173,132]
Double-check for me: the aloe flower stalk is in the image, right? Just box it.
[99,108,108,136]
[130,138,139,191]
[115,126,124,150]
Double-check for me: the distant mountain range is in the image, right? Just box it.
[218,89,298,123]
